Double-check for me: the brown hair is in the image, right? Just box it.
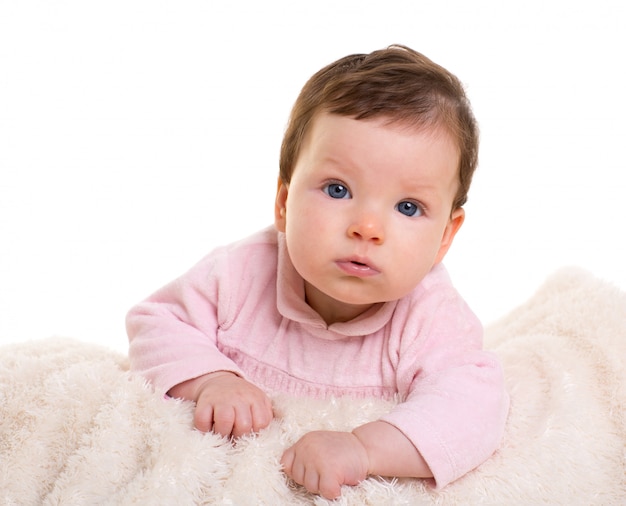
[279,45,479,209]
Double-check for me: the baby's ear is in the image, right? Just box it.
[434,207,465,264]
[274,179,289,232]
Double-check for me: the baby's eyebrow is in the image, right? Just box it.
[317,154,355,171]
[402,182,440,195]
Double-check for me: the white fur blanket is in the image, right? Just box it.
[1,268,625,505]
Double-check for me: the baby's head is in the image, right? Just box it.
[279,45,478,211]
[275,46,479,323]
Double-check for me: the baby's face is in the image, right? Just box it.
[275,113,464,324]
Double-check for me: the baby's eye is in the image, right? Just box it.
[396,200,423,217]
[323,183,351,199]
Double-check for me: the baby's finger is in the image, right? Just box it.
[251,398,273,432]
[318,473,342,500]
[193,403,215,433]
[302,468,322,497]
[212,404,236,437]
[280,448,295,476]
[231,406,253,437]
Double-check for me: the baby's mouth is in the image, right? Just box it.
[336,258,380,277]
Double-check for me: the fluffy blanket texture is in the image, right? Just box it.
[1,268,625,505]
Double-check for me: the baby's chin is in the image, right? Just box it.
[313,287,384,307]
[329,287,409,307]
[318,285,405,307]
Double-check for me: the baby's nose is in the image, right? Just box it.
[347,215,384,244]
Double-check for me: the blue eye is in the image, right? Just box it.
[323,183,351,199]
[396,201,423,217]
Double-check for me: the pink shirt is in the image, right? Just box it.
[127,227,509,487]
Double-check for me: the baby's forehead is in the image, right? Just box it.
[313,111,460,153]
[307,113,459,171]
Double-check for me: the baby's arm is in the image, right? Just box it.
[169,371,273,437]
[281,422,430,500]
[128,245,275,438]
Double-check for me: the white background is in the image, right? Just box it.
[1,1,625,353]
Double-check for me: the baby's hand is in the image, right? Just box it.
[280,431,369,500]
[193,372,273,437]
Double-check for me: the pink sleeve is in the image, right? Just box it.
[126,247,243,394]
[381,290,509,488]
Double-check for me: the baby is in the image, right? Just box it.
[127,45,509,500]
